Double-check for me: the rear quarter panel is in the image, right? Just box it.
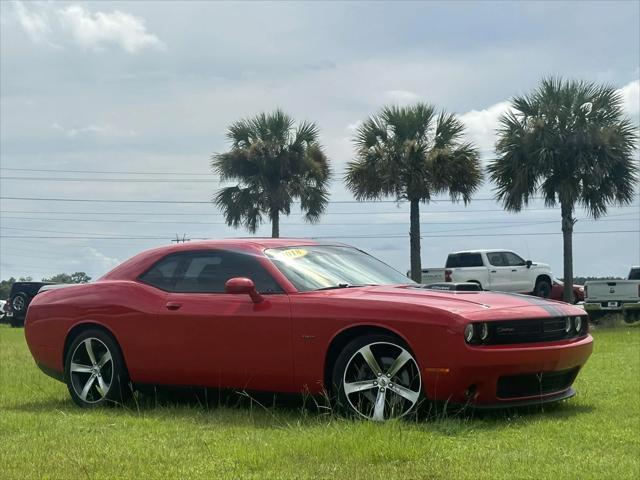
[25,281,162,375]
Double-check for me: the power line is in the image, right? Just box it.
[1,230,637,240]
[0,167,211,176]
[0,215,636,227]
[2,195,638,206]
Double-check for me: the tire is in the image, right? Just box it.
[534,278,552,298]
[9,316,24,328]
[586,311,606,323]
[332,334,422,421]
[64,329,130,407]
[468,281,483,291]
[11,293,28,314]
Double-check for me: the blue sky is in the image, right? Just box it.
[1,0,639,281]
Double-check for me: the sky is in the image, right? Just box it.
[1,0,639,282]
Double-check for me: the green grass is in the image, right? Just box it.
[1,323,639,479]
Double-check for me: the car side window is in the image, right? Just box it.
[141,251,283,294]
[486,252,507,267]
[139,257,180,290]
[503,252,526,266]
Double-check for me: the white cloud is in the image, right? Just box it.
[51,122,137,138]
[384,90,421,105]
[618,79,639,117]
[13,1,51,44]
[459,101,513,155]
[80,247,120,274]
[12,2,164,53]
[58,4,164,53]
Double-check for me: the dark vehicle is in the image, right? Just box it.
[4,282,54,327]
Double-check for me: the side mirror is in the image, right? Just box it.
[526,260,533,269]
[224,277,263,303]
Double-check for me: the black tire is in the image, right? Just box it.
[9,316,24,328]
[331,333,422,421]
[534,278,552,298]
[11,293,28,314]
[64,329,130,407]
[468,280,483,291]
[586,311,606,323]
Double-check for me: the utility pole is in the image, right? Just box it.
[171,234,190,243]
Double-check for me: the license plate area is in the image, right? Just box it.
[607,301,619,308]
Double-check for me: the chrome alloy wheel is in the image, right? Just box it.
[342,342,421,421]
[69,338,114,404]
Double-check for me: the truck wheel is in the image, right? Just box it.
[11,293,28,314]
[587,311,606,324]
[9,316,24,328]
[534,279,551,298]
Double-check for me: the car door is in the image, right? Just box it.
[485,252,513,292]
[138,249,293,392]
[503,251,531,293]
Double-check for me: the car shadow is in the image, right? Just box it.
[6,385,595,431]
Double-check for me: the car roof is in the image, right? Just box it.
[100,238,348,281]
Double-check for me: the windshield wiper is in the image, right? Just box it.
[315,283,376,291]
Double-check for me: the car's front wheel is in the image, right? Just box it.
[64,329,129,407]
[332,334,422,421]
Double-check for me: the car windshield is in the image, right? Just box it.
[264,245,414,292]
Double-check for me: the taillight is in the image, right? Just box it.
[584,285,588,298]
[445,270,452,282]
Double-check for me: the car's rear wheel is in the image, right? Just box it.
[332,334,422,421]
[64,329,129,407]
[534,278,551,298]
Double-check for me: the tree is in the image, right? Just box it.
[42,272,91,284]
[212,110,331,238]
[488,78,638,302]
[345,103,483,282]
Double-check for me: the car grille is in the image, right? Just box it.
[485,318,582,345]
[496,367,579,399]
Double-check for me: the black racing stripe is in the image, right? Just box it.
[495,291,566,317]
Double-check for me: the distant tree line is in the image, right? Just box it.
[0,272,91,299]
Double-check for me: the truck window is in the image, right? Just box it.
[486,252,507,267]
[629,268,640,280]
[446,253,483,268]
[503,252,527,266]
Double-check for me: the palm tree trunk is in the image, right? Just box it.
[561,202,575,303]
[409,199,422,283]
[271,210,280,238]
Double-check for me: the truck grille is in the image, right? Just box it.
[485,318,584,345]
[497,368,579,399]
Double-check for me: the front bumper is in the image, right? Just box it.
[584,301,640,313]
[422,334,593,406]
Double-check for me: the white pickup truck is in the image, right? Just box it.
[584,267,640,323]
[419,249,554,297]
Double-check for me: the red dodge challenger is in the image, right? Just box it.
[25,239,593,420]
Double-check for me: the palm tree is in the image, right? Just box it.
[488,78,638,302]
[345,104,483,282]
[212,110,331,238]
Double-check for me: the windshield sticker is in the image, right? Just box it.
[278,248,308,259]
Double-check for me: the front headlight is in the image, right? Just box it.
[565,317,572,333]
[575,316,582,333]
[464,324,475,343]
[480,322,489,341]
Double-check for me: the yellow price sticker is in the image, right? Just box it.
[278,248,308,259]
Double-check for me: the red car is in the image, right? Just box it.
[25,239,592,420]
[550,278,585,303]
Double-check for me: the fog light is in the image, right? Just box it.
[464,324,475,343]
[480,322,489,341]
[575,316,582,333]
[565,317,572,333]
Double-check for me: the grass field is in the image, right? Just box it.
[1,323,639,479]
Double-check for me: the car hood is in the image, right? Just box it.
[305,284,583,320]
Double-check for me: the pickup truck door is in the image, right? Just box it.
[503,251,531,293]
[485,252,514,292]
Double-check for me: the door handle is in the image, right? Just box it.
[511,269,517,272]
[490,270,497,273]
[165,302,182,311]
